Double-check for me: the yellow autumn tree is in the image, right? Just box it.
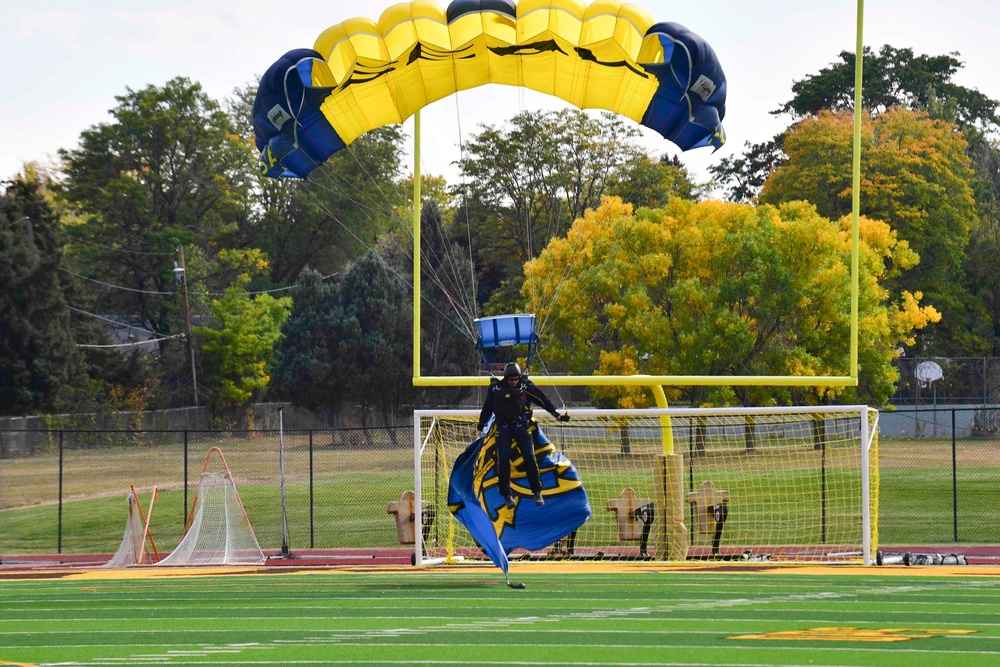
[525,196,938,406]
[759,108,978,355]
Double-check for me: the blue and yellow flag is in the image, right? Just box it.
[448,422,591,574]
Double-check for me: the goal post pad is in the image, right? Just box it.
[654,454,689,561]
[687,480,731,535]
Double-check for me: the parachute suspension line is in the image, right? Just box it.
[308,167,393,226]
[413,108,422,378]
[506,44,536,317]
[393,193,479,343]
[379,66,478,346]
[297,186,474,344]
[532,127,685,342]
[451,66,479,325]
[300,131,478,343]
[410,183,480,341]
[532,196,624,339]
[535,187,649,337]
[531,352,567,409]
[407,93,477,338]
[292,125,327,175]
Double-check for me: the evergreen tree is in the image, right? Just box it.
[0,180,84,414]
[269,269,345,421]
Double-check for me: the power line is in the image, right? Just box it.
[65,305,167,336]
[65,236,177,256]
[61,268,176,295]
[66,305,186,349]
[77,336,184,349]
[60,267,336,298]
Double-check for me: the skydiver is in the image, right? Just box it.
[477,362,570,509]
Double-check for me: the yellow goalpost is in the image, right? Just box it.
[408,2,870,565]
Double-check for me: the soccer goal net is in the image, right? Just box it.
[415,405,878,565]
[158,447,266,566]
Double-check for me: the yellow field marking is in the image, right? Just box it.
[0,661,41,666]
[4,561,1000,581]
[730,627,977,642]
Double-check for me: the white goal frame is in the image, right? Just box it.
[414,405,877,566]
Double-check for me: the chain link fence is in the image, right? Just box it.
[0,427,414,556]
[878,407,1000,545]
[3,408,1000,556]
[891,357,1000,406]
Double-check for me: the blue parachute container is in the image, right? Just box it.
[474,314,539,375]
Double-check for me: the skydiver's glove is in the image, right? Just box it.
[557,413,571,422]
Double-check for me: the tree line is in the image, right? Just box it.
[1,43,998,421]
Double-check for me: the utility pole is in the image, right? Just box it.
[175,246,199,406]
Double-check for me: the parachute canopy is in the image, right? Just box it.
[253,0,728,179]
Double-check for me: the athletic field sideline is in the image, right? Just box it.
[2,561,999,666]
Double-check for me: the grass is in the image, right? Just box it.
[1,568,999,666]
[0,475,417,553]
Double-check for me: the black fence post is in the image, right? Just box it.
[820,429,827,544]
[57,430,63,554]
[183,430,189,526]
[309,430,315,549]
[687,424,696,533]
[952,408,958,542]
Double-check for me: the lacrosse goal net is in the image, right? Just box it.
[158,447,266,566]
[104,486,159,567]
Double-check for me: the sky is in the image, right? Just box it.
[3,0,1000,187]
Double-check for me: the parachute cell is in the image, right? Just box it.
[253,0,727,179]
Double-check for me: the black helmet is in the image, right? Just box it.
[503,362,521,380]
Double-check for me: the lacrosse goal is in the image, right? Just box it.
[158,447,265,566]
[104,486,159,567]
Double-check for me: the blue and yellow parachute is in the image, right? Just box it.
[253,0,727,179]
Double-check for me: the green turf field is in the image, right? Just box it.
[1,566,999,666]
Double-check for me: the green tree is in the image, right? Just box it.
[227,83,407,284]
[455,108,647,312]
[966,214,1000,355]
[272,252,415,425]
[777,45,999,132]
[711,45,1000,204]
[380,201,480,406]
[524,197,938,407]
[758,108,980,356]
[269,269,346,421]
[0,179,85,414]
[58,77,246,406]
[708,134,787,203]
[607,154,704,209]
[336,252,414,424]
[962,126,1000,354]
[397,173,457,224]
[194,249,291,415]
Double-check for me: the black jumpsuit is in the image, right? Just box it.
[478,377,561,498]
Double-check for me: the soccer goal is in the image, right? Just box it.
[104,486,160,568]
[415,405,878,565]
[158,447,266,566]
